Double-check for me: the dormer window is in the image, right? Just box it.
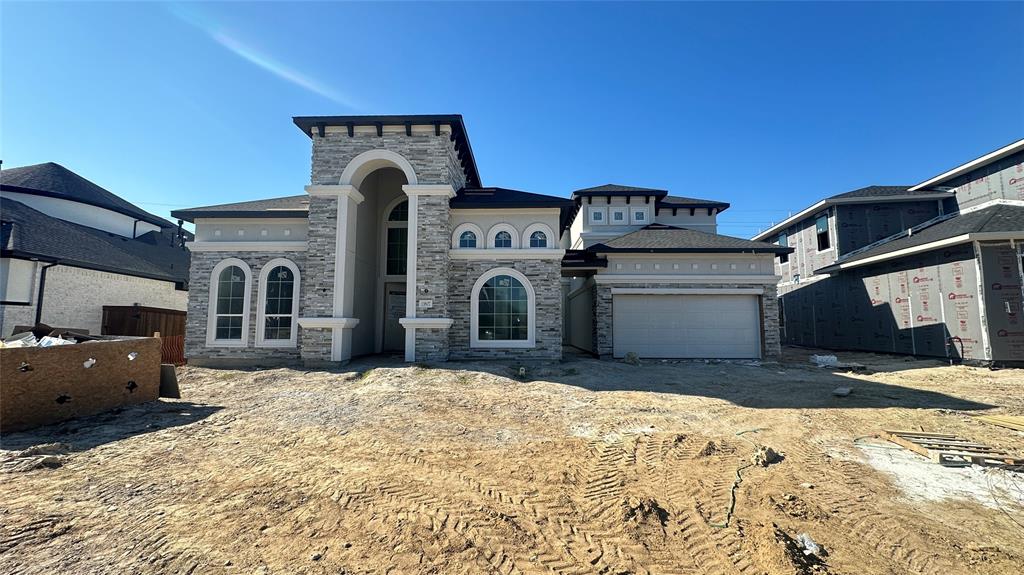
[459,230,477,248]
[630,207,649,225]
[495,230,513,248]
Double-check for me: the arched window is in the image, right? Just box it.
[494,230,513,248]
[471,268,536,349]
[385,200,408,276]
[257,258,300,347]
[207,258,252,346]
[529,231,547,248]
[459,230,477,248]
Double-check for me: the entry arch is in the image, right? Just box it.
[339,149,418,189]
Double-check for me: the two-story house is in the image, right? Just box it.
[172,114,791,367]
[753,139,1024,363]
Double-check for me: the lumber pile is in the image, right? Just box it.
[974,415,1024,432]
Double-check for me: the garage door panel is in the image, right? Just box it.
[613,294,761,359]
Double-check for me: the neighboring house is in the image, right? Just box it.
[0,162,191,337]
[173,114,790,366]
[753,140,1024,363]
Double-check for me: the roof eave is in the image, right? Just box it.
[170,209,310,223]
[1,184,173,229]
[908,139,1024,191]
[815,231,1024,274]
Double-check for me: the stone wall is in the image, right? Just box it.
[593,281,782,361]
[302,130,465,362]
[413,195,453,361]
[448,259,563,360]
[185,251,306,366]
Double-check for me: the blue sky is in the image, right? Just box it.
[2,1,1022,237]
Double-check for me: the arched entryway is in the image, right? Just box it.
[347,166,410,356]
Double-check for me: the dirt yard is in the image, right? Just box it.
[2,347,1023,575]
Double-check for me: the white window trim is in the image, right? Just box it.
[522,222,555,249]
[610,207,628,224]
[255,258,301,348]
[470,267,536,349]
[589,206,608,226]
[486,223,520,248]
[630,206,650,225]
[206,258,253,348]
[451,222,485,249]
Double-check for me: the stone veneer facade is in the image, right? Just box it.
[592,281,782,361]
[448,259,563,360]
[186,251,307,366]
[305,130,465,363]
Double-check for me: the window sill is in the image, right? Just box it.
[470,340,536,349]
[206,340,248,348]
[255,340,298,349]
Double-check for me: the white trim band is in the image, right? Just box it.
[297,317,360,329]
[402,184,456,197]
[399,318,454,329]
[188,241,308,252]
[611,287,764,295]
[304,184,366,204]
[594,274,781,284]
[449,248,566,260]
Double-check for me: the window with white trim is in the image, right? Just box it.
[471,268,536,348]
[610,208,627,223]
[386,201,408,275]
[459,230,477,248]
[494,230,513,248]
[262,265,295,341]
[590,208,605,225]
[478,275,529,341]
[529,231,547,248]
[214,265,246,340]
[630,207,649,225]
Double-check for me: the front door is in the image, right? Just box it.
[383,286,406,351]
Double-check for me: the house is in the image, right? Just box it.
[172,114,791,366]
[0,162,191,337]
[753,139,1024,363]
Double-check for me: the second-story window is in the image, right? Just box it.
[815,214,830,251]
[777,233,789,264]
[459,230,477,248]
[529,231,547,248]
[495,230,513,248]
[386,201,408,275]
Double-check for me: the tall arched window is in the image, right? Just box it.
[257,258,300,347]
[207,258,252,346]
[471,268,536,349]
[494,230,512,248]
[385,200,408,276]
[529,231,547,248]
[459,231,477,248]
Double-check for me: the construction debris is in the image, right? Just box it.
[752,446,784,467]
[810,354,866,371]
[832,387,852,397]
[880,430,1024,467]
[974,415,1024,432]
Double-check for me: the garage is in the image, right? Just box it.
[612,293,761,359]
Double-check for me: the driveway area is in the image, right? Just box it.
[1,348,1022,574]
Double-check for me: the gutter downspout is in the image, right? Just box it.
[34,261,60,325]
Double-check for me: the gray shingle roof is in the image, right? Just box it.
[827,185,924,200]
[589,223,792,254]
[450,187,573,208]
[820,203,1024,271]
[171,195,309,222]
[1,162,173,228]
[1,198,189,284]
[573,184,668,196]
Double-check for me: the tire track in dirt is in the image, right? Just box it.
[780,440,957,575]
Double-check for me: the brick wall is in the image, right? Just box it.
[185,251,306,365]
[448,259,563,360]
[1,264,186,338]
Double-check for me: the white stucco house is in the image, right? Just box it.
[173,114,790,366]
[0,162,190,337]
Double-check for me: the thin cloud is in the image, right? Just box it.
[167,3,358,110]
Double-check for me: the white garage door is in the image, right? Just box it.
[613,294,761,359]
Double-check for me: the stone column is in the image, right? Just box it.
[298,184,364,364]
[399,185,456,362]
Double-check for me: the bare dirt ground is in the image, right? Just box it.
[2,347,1023,575]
